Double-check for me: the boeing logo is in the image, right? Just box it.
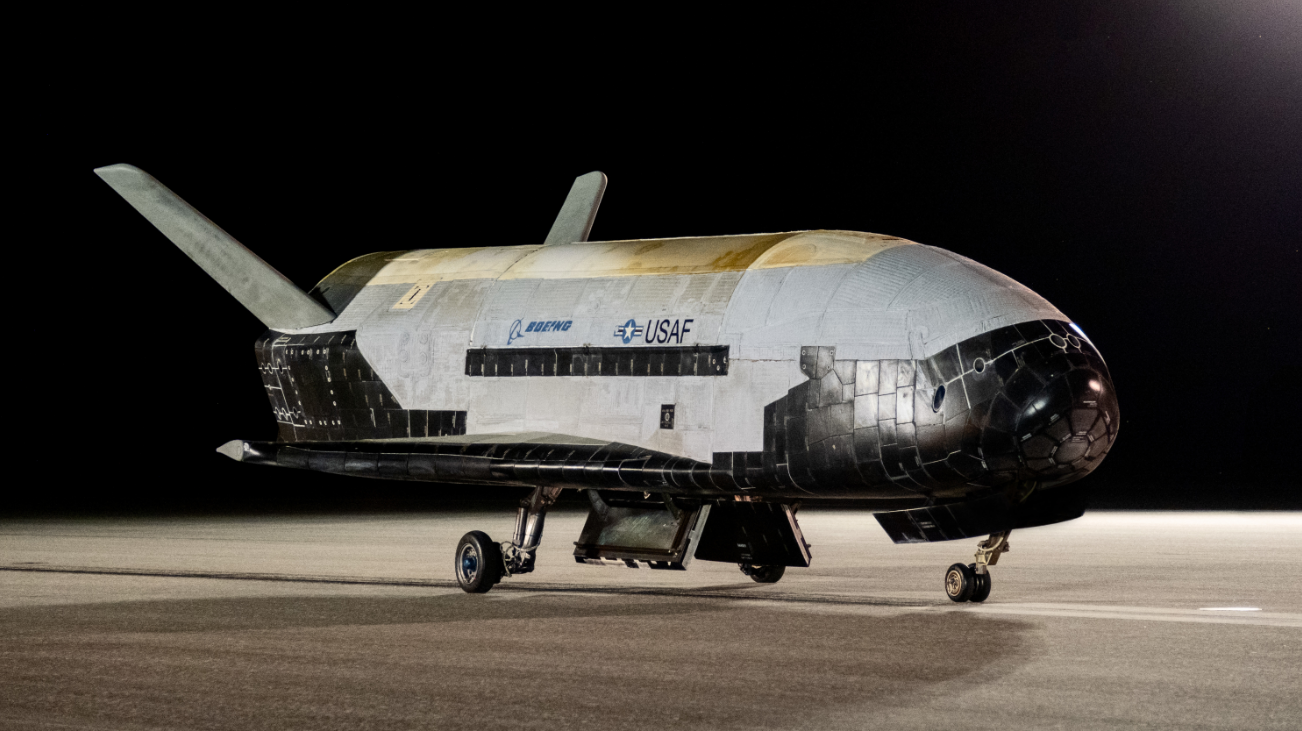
[508,318,573,345]
[614,318,694,345]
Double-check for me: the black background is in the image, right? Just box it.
[24,3,1300,513]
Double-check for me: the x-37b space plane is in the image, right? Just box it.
[97,165,1119,602]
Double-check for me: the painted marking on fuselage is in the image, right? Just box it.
[613,319,645,344]
[614,318,694,345]
[392,282,433,309]
[508,318,574,345]
[465,345,729,377]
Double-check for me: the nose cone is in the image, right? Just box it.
[981,325,1120,486]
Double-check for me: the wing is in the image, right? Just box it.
[218,431,722,492]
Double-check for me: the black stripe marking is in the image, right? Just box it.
[465,346,730,377]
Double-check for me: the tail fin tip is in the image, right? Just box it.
[542,170,607,246]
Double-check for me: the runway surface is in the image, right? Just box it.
[2,510,1299,730]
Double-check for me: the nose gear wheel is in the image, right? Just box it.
[945,563,975,602]
[970,570,992,602]
[945,531,1010,602]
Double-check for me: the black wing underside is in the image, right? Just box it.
[219,431,1087,547]
[220,432,747,496]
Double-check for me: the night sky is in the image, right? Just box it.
[28,4,1300,512]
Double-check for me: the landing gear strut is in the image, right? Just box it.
[945,530,1009,603]
[454,486,562,594]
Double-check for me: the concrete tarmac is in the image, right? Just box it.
[2,510,1299,730]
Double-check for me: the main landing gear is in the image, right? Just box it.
[945,531,1010,603]
[455,486,562,594]
[740,564,785,583]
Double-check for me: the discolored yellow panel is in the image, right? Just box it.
[749,231,912,269]
[353,230,914,288]
[367,245,540,286]
[497,233,796,280]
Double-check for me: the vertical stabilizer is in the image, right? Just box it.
[542,171,607,246]
[94,164,336,331]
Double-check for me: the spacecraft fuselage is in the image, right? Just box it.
[255,231,1118,508]
[95,164,1119,596]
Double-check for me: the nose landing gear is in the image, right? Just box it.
[945,531,1009,603]
[454,486,562,594]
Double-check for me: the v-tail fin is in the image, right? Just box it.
[94,164,335,331]
[541,171,607,246]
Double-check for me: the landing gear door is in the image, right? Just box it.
[694,501,812,568]
[573,491,710,569]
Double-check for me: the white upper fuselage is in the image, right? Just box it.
[288,230,1066,463]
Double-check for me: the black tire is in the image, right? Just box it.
[455,531,503,593]
[742,564,786,583]
[945,562,975,602]
[969,567,992,603]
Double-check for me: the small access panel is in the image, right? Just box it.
[660,404,675,429]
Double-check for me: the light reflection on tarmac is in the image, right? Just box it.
[2,511,1299,730]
